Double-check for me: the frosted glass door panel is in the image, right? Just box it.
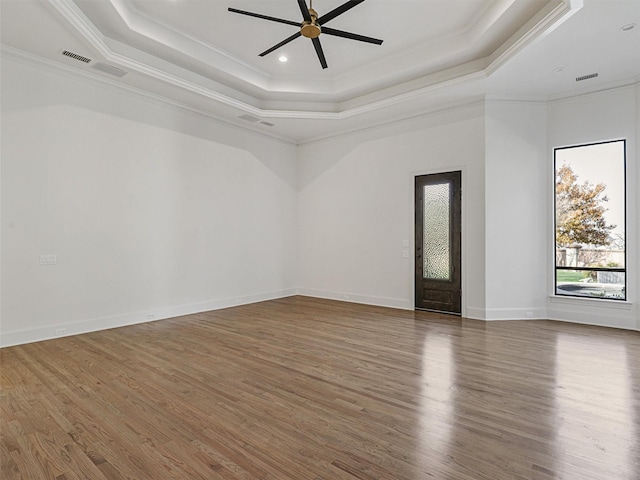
[415,171,461,314]
[423,182,451,280]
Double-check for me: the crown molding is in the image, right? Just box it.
[547,80,640,104]
[44,0,491,123]
[33,0,613,142]
[47,0,266,115]
[486,0,581,76]
[301,98,487,145]
[48,0,574,119]
[0,45,297,145]
[108,0,271,88]
[484,94,548,104]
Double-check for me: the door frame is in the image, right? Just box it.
[411,167,465,316]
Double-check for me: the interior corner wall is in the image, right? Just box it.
[2,54,637,347]
[484,100,548,320]
[546,85,639,330]
[0,54,299,347]
[637,81,640,330]
[296,104,487,317]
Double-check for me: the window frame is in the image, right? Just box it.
[553,139,627,301]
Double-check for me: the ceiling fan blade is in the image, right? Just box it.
[321,26,383,45]
[297,0,312,22]
[228,8,299,27]
[317,0,365,25]
[259,32,302,57]
[311,37,328,69]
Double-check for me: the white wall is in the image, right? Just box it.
[2,52,638,347]
[547,86,638,330]
[1,54,299,346]
[297,89,638,330]
[485,101,548,320]
[297,104,487,316]
[637,81,640,330]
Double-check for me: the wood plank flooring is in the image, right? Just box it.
[1,296,639,479]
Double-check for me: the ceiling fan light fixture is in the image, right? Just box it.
[300,22,322,38]
[300,8,321,38]
[300,21,321,38]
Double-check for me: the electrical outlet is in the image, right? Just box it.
[40,254,57,265]
[146,313,155,320]
[55,328,66,336]
[525,311,534,318]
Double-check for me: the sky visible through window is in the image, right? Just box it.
[555,140,625,241]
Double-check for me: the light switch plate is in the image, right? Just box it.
[40,254,57,265]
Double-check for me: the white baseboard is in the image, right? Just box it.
[296,288,412,310]
[0,289,297,348]
[464,306,486,320]
[483,307,548,321]
[4,290,635,348]
[463,306,548,321]
[547,296,637,331]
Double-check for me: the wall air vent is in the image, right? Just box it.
[91,62,127,78]
[61,50,92,64]
[576,73,598,82]
[238,114,260,123]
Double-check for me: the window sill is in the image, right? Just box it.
[549,295,633,310]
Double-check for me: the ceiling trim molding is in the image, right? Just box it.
[263,70,488,121]
[485,94,548,104]
[1,44,489,146]
[0,45,297,145]
[47,0,273,115]
[486,0,582,75]
[110,0,481,98]
[302,98,487,147]
[44,0,595,127]
[108,0,271,87]
[547,79,640,103]
[45,0,489,123]
[47,0,108,56]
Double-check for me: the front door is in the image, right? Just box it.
[415,171,462,314]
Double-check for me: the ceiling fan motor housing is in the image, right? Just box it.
[300,8,321,38]
[228,1,383,69]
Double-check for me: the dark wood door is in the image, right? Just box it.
[415,171,462,314]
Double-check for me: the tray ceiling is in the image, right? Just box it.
[1,0,639,143]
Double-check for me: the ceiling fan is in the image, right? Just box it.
[228,0,383,69]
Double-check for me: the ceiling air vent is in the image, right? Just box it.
[238,114,260,123]
[61,50,92,64]
[91,62,127,78]
[576,73,598,82]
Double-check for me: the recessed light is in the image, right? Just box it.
[621,23,636,31]
[278,55,288,63]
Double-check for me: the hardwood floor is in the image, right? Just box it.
[1,296,639,479]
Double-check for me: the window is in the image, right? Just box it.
[554,140,626,300]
